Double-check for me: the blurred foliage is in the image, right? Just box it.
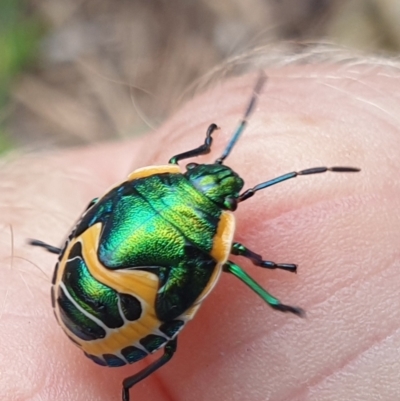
[3,0,399,151]
[0,0,44,152]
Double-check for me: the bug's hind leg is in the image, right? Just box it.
[122,337,178,401]
[231,242,297,273]
[169,124,218,165]
[223,261,304,317]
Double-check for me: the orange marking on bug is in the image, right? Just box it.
[54,206,231,357]
[54,224,164,356]
[79,311,162,356]
[127,165,181,181]
[80,224,159,304]
[190,211,235,305]
[210,211,235,263]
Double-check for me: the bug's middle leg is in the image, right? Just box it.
[231,242,297,273]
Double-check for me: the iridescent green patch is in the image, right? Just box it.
[75,173,222,270]
[29,74,356,401]
[62,242,124,329]
[57,286,105,341]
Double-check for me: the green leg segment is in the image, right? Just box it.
[231,242,297,273]
[122,338,178,401]
[223,261,304,317]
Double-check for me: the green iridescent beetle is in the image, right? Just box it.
[30,74,359,401]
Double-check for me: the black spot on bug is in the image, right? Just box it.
[103,353,126,367]
[119,293,142,321]
[140,334,167,353]
[84,353,107,366]
[121,346,148,363]
[159,320,184,338]
[68,241,82,259]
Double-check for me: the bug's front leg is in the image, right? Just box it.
[231,242,297,273]
[28,239,61,254]
[169,124,218,165]
[122,337,178,401]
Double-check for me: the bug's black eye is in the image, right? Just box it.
[223,197,237,211]
[186,162,198,170]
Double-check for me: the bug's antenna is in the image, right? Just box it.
[215,72,267,164]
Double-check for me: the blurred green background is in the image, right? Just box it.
[0,0,43,151]
[1,0,399,153]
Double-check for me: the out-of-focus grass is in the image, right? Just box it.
[0,0,44,152]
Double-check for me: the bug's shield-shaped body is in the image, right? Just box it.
[30,73,359,401]
[51,164,236,367]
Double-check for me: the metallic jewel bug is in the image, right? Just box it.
[30,73,360,401]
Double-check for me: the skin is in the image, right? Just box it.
[0,62,399,401]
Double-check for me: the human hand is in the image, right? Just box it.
[1,57,399,400]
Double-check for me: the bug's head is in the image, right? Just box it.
[184,163,244,210]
